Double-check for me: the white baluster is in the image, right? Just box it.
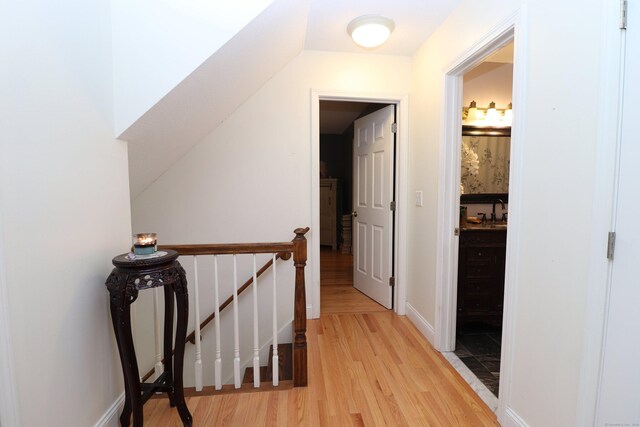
[233,255,241,388]
[272,254,279,386]
[153,288,163,380]
[213,255,222,390]
[252,255,260,388]
[193,256,203,391]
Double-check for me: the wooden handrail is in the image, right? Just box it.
[158,242,294,256]
[140,228,309,385]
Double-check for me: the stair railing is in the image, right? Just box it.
[141,228,308,391]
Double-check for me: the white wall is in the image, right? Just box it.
[463,62,514,108]
[112,0,273,135]
[132,51,411,369]
[128,1,613,423]
[409,0,607,426]
[0,1,132,426]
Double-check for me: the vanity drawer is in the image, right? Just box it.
[461,230,507,246]
[464,247,493,261]
[464,261,492,278]
[463,280,491,296]
[460,293,490,313]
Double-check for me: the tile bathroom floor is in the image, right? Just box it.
[454,323,502,397]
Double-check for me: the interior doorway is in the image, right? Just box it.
[435,21,525,418]
[310,92,409,319]
[318,101,394,313]
[454,42,514,399]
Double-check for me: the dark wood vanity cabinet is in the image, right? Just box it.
[457,228,507,331]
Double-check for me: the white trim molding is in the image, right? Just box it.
[93,393,125,427]
[503,407,530,427]
[310,90,409,319]
[435,9,521,353]
[405,303,435,346]
[433,7,528,427]
[576,0,626,425]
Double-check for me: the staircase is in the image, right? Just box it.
[143,228,308,396]
[242,343,293,385]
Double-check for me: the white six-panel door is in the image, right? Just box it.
[352,105,395,309]
[595,3,640,425]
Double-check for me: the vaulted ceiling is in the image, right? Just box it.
[123,0,462,198]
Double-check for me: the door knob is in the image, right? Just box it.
[352,211,358,217]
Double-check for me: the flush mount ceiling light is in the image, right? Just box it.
[347,15,395,49]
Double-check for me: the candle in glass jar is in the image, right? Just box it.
[133,233,157,255]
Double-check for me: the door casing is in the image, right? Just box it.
[435,10,527,425]
[310,91,409,319]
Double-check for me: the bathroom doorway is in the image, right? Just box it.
[454,41,514,399]
[435,21,526,417]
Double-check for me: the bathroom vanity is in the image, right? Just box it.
[457,224,506,332]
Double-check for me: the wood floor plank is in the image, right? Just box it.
[143,249,498,426]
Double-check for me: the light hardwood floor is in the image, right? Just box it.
[143,249,498,426]
[320,248,388,315]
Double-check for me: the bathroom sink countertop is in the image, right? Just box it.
[461,222,508,231]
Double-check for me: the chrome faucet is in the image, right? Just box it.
[491,199,506,222]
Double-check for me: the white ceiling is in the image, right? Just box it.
[305,0,462,55]
[126,0,464,198]
[484,42,514,63]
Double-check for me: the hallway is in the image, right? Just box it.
[320,247,388,314]
[142,249,498,425]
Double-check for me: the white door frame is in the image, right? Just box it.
[310,91,409,319]
[434,9,528,424]
[582,0,636,424]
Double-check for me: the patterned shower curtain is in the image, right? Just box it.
[461,135,510,194]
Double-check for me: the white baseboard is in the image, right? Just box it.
[405,303,436,346]
[306,304,313,319]
[501,407,529,427]
[94,393,125,427]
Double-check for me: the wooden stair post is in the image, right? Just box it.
[292,228,308,387]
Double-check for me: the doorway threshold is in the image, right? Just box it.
[441,351,498,413]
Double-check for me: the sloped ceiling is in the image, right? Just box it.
[124,0,462,198]
[124,0,310,197]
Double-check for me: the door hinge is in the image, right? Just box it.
[389,276,395,287]
[454,227,460,236]
[607,231,616,260]
[620,0,628,29]
[390,200,396,211]
[391,123,398,133]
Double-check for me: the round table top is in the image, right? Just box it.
[112,249,179,269]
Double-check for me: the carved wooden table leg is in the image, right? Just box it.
[109,290,132,427]
[106,250,193,427]
[162,283,175,407]
[172,270,192,426]
[107,272,143,427]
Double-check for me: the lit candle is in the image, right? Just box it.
[133,233,157,255]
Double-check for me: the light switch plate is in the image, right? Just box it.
[415,191,423,207]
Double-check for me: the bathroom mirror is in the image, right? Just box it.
[460,126,510,203]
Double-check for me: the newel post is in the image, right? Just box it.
[292,227,309,387]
